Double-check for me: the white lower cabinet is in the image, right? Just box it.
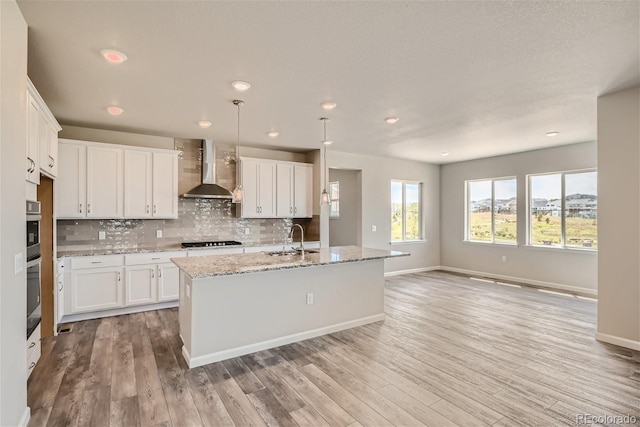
[70,267,123,313]
[125,265,157,306]
[158,263,180,301]
[27,323,41,378]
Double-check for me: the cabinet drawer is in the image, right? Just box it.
[71,255,123,269]
[27,340,41,378]
[125,251,186,265]
[27,323,41,357]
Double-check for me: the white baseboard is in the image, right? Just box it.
[384,266,441,277]
[438,266,598,297]
[596,332,640,351]
[59,301,178,325]
[184,313,386,368]
[18,407,30,427]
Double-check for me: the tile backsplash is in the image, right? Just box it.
[57,139,319,253]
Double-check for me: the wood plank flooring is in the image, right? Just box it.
[28,271,640,426]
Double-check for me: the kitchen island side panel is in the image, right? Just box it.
[183,259,384,367]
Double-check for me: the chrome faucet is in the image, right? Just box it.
[290,224,304,256]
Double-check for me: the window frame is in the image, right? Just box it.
[329,181,339,219]
[465,176,517,245]
[391,180,423,242]
[526,168,597,251]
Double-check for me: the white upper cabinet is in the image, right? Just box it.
[276,162,313,218]
[26,91,40,184]
[151,152,178,218]
[58,139,178,219]
[57,142,87,218]
[86,145,124,218]
[27,78,61,180]
[124,150,153,218]
[240,158,277,218]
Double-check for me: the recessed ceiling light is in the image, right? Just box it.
[321,102,337,110]
[546,131,559,137]
[231,80,251,91]
[266,131,279,138]
[385,117,399,124]
[107,106,123,116]
[101,49,127,64]
[441,151,450,157]
[197,120,212,128]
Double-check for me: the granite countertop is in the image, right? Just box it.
[171,245,409,279]
[57,241,320,258]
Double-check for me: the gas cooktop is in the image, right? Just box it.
[181,240,243,248]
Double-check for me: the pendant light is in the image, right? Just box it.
[231,100,244,203]
[320,118,331,206]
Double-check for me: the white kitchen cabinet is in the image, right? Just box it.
[87,145,123,218]
[124,150,152,218]
[26,90,40,184]
[27,324,41,378]
[125,265,157,306]
[239,158,276,218]
[70,267,124,313]
[276,162,313,218]
[57,142,87,217]
[158,263,180,301]
[40,117,60,178]
[152,152,178,218]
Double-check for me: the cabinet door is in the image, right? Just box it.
[48,125,59,178]
[240,159,260,218]
[258,161,277,217]
[294,165,313,218]
[276,163,294,217]
[71,268,123,313]
[152,152,178,218]
[124,150,152,218]
[26,93,40,184]
[157,264,179,302]
[57,142,87,218]
[87,146,123,218]
[39,114,51,176]
[125,266,157,306]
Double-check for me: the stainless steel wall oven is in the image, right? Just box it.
[26,200,41,338]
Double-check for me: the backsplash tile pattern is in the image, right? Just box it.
[57,138,319,253]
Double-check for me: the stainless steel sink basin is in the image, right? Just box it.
[264,249,320,256]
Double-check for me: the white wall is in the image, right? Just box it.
[0,1,29,424]
[440,142,598,294]
[329,169,359,246]
[597,86,640,349]
[324,150,440,273]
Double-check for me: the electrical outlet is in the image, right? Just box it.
[98,231,106,240]
[501,255,507,262]
[156,229,163,238]
[371,225,377,232]
[306,293,314,305]
[14,253,23,274]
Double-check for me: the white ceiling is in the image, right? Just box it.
[17,1,639,164]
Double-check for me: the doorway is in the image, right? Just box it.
[37,176,54,338]
[328,168,362,246]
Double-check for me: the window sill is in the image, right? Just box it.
[524,244,597,254]
[390,240,428,246]
[463,240,518,247]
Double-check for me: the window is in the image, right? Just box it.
[466,177,517,244]
[391,180,422,241]
[528,170,597,249]
[329,181,339,218]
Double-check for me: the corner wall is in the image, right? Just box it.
[597,86,640,349]
[0,1,29,424]
[326,150,440,273]
[440,142,598,294]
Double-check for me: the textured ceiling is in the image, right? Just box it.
[17,1,639,164]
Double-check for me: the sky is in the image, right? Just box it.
[469,178,516,201]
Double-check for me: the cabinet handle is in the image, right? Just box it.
[159,270,162,278]
[28,362,36,369]
[28,341,36,349]
[290,207,292,214]
[151,257,160,260]
[146,205,150,214]
[294,207,297,214]
[59,284,63,292]
[31,158,35,172]
[117,272,121,282]
[79,203,82,213]
[151,269,155,278]
[88,204,91,214]
[91,261,102,264]
[153,205,157,214]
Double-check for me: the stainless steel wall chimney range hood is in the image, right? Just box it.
[182,140,233,199]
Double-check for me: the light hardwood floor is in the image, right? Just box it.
[28,271,640,426]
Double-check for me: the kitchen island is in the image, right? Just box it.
[171,246,408,368]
